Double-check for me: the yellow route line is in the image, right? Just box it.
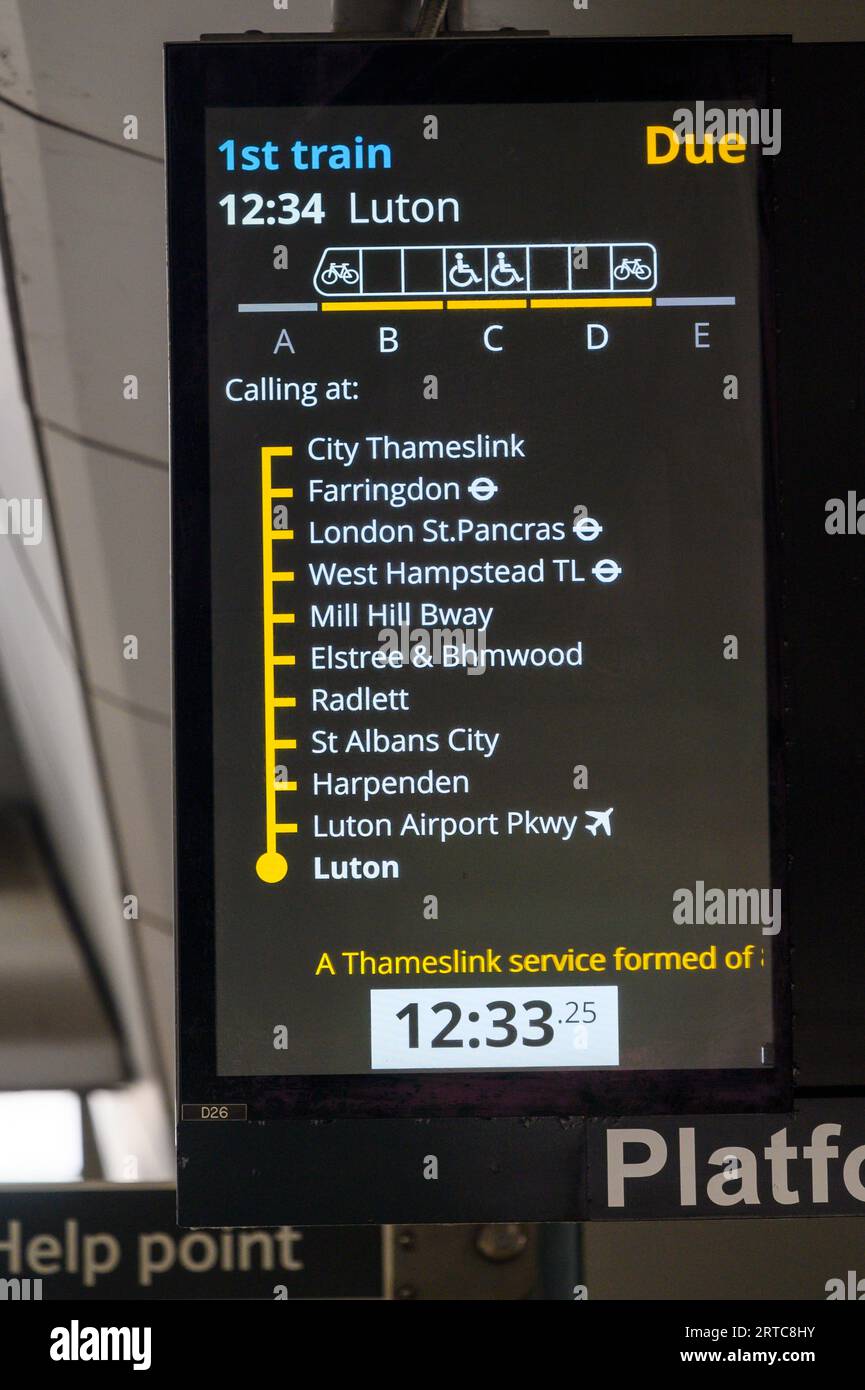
[256,446,294,884]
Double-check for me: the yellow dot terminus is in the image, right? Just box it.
[256,445,296,884]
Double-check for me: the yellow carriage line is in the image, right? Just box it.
[321,296,654,311]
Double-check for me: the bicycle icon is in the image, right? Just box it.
[613,256,653,282]
[321,260,360,286]
[448,252,483,289]
[489,251,524,289]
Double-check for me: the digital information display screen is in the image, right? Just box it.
[168,41,796,1215]
[202,96,776,1084]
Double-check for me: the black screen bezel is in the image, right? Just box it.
[168,34,791,1122]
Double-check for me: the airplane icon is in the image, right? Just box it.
[585,808,614,837]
